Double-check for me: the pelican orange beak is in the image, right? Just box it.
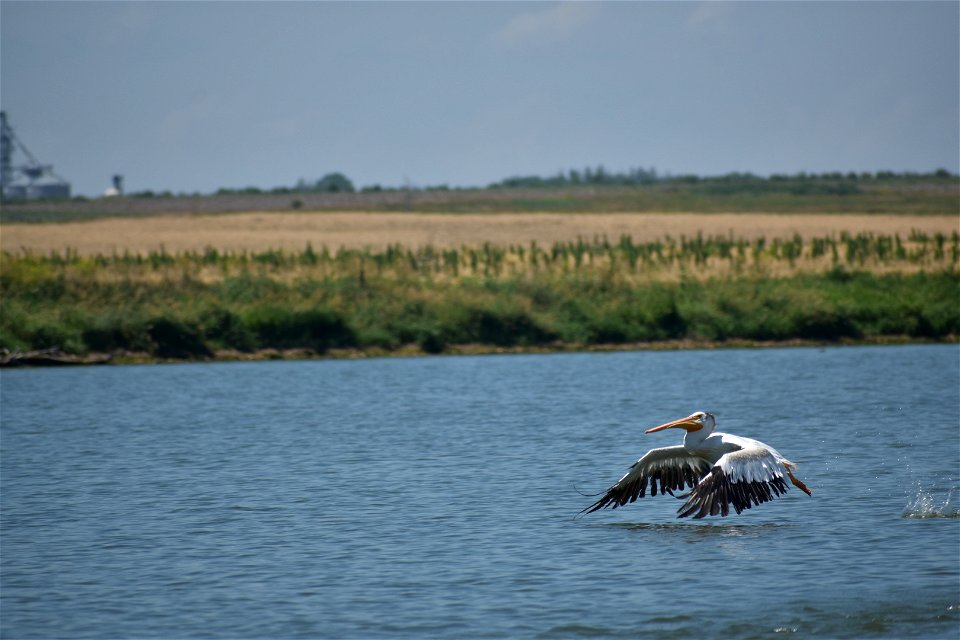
[645,413,702,434]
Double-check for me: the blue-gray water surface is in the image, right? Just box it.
[2,345,958,639]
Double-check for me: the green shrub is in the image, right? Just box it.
[245,306,356,352]
[199,308,256,351]
[147,317,212,358]
[461,307,555,347]
[82,315,152,353]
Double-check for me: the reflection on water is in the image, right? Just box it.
[606,521,798,535]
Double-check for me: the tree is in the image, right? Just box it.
[315,172,355,193]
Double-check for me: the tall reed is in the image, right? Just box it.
[2,232,957,358]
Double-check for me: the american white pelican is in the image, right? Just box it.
[581,411,812,519]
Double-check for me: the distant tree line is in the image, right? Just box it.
[486,167,957,195]
[210,172,356,197]
[491,165,660,188]
[115,168,955,200]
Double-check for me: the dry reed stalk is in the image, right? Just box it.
[3,212,959,256]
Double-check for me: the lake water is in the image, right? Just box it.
[2,345,958,639]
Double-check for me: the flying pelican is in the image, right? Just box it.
[580,411,812,519]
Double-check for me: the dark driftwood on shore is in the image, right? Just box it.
[0,348,111,368]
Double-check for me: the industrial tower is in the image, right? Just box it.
[0,110,71,199]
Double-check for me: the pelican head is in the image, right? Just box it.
[645,411,716,434]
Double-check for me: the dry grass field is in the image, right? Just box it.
[2,211,958,256]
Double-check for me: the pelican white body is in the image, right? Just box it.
[581,410,811,519]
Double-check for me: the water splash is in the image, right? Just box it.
[902,486,960,519]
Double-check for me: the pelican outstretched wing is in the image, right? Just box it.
[678,447,789,519]
[580,446,712,515]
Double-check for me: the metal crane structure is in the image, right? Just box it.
[1,111,71,200]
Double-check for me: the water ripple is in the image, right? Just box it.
[1,346,958,639]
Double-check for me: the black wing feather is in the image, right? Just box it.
[677,448,791,519]
[580,446,711,516]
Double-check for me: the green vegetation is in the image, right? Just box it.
[487,167,956,192]
[2,170,957,223]
[2,232,957,360]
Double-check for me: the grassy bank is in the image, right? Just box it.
[1,232,957,360]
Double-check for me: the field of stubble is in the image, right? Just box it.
[3,211,958,256]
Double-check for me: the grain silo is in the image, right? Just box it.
[1,111,71,200]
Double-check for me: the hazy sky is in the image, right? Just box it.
[2,1,958,197]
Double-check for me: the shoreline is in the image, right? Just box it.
[3,336,954,368]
